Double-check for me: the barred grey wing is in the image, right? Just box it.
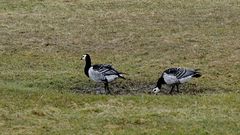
[92,64,120,76]
[176,69,196,79]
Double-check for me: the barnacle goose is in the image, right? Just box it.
[153,67,201,94]
[81,54,125,94]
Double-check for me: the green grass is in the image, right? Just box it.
[0,89,239,135]
[0,0,240,134]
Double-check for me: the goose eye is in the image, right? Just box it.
[152,88,156,92]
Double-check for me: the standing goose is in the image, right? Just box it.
[152,67,201,94]
[81,54,125,94]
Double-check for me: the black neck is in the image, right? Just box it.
[156,76,165,88]
[84,55,91,77]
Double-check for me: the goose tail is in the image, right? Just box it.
[193,69,202,78]
[118,72,126,80]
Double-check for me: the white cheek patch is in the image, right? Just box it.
[153,87,160,94]
[82,55,86,60]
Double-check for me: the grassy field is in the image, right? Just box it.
[0,89,239,134]
[0,0,240,134]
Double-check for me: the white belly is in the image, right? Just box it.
[88,67,105,82]
[163,73,178,84]
[105,75,118,82]
[88,67,119,83]
[179,76,192,83]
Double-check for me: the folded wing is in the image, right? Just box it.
[90,64,123,82]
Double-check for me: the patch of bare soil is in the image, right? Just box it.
[70,81,215,95]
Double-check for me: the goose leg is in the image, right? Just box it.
[176,84,180,93]
[169,85,175,94]
[104,83,112,95]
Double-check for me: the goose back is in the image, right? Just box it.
[163,68,201,84]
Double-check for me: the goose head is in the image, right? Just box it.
[152,75,164,94]
[81,54,90,60]
[152,87,160,94]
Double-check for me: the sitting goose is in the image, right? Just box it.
[152,67,201,94]
[81,54,125,94]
